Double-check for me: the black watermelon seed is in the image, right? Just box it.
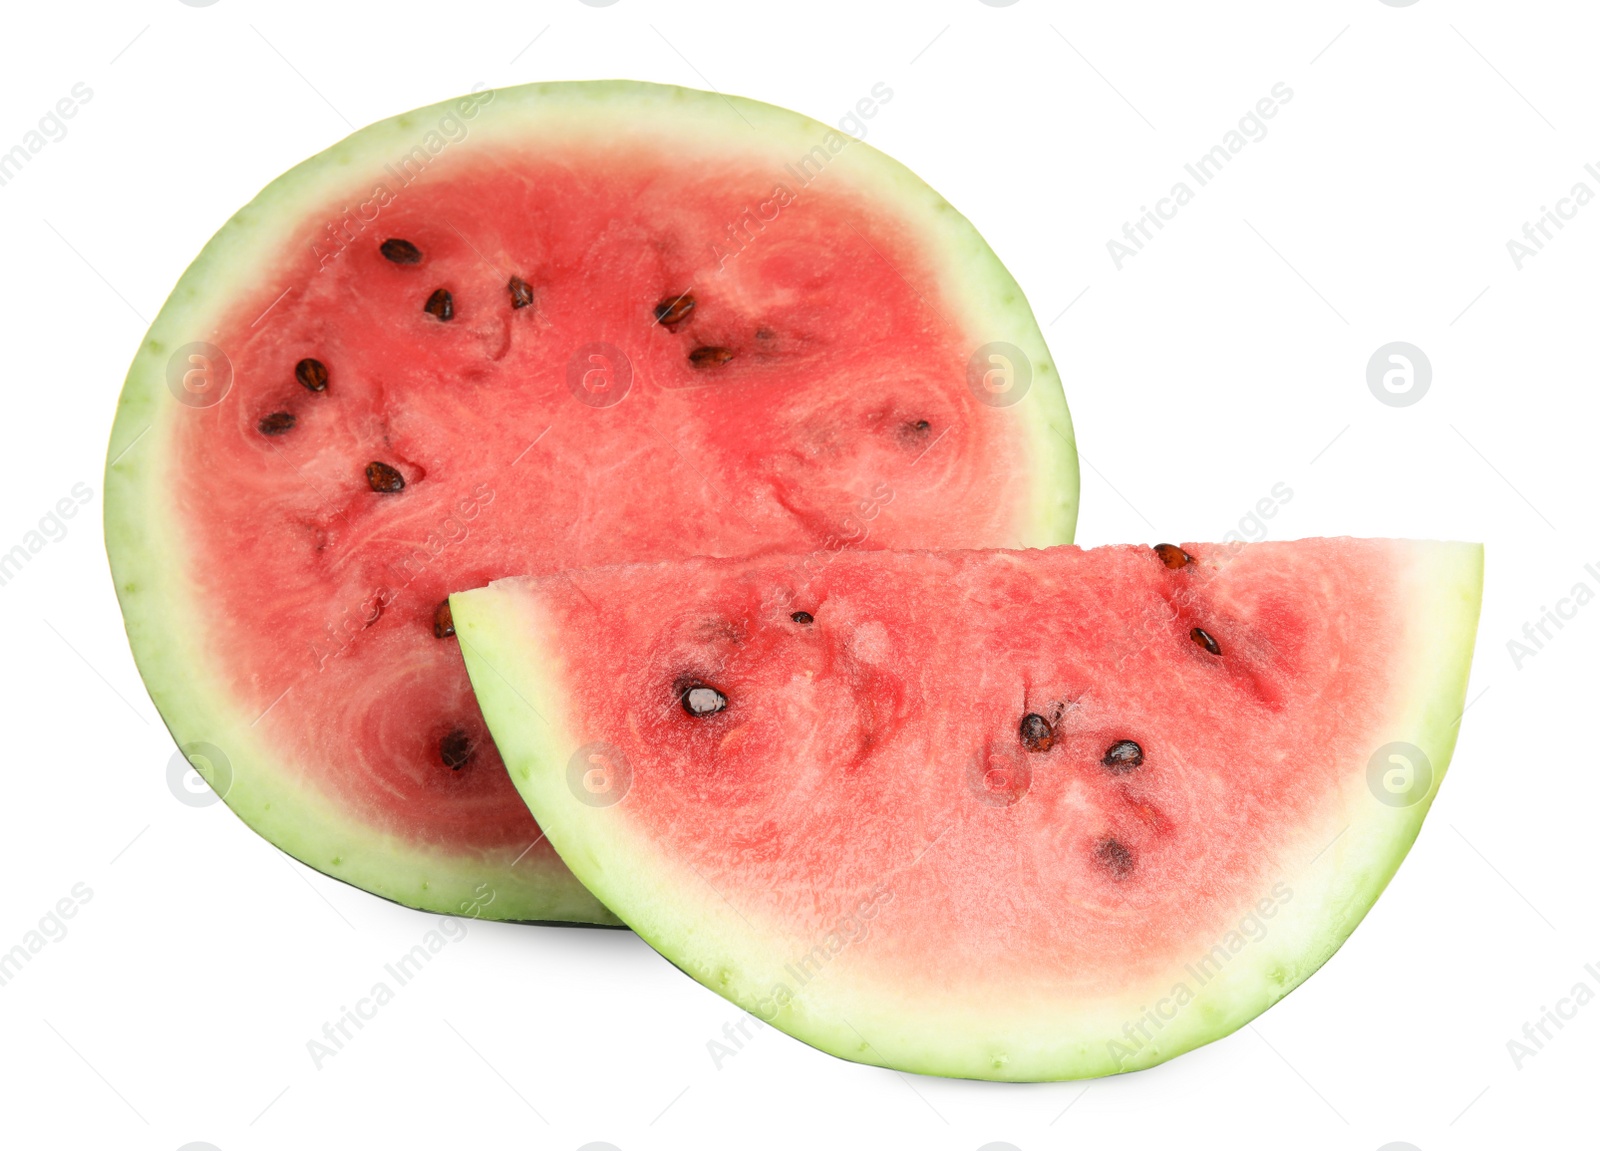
[1102,740,1144,773]
[258,411,296,435]
[1019,713,1055,753]
[295,358,329,392]
[439,728,473,770]
[380,238,422,264]
[1095,838,1135,879]
[654,292,695,328]
[913,419,931,432]
[424,288,454,321]
[508,275,534,309]
[1154,543,1192,569]
[680,682,728,716]
[365,461,405,493]
[791,611,814,625]
[433,599,455,639]
[1190,626,1221,656]
[689,345,735,367]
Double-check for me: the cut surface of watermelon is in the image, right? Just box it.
[104,81,1077,923]
[453,538,1481,1078]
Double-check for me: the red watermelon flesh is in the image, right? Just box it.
[452,538,1482,1078]
[104,82,1077,922]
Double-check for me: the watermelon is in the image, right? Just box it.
[451,538,1482,1079]
[103,81,1077,923]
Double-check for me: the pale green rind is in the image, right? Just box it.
[104,80,1076,922]
[455,541,1482,1079]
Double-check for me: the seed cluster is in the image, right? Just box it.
[251,234,1087,797]
[1010,716,1151,874]
[258,237,762,778]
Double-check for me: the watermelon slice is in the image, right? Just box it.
[103,81,1077,923]
[452,538,1482,1079]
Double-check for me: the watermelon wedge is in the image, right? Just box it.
[103,81,1077,923]
[452,538,1482,1079]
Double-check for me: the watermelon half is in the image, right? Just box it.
[452,538,1482,1079]
[104,81,1077,923]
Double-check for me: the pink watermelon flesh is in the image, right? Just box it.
[452,538,1482,1078]
[107,83,1074,922]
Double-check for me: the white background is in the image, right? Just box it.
[0,1,1593,1148]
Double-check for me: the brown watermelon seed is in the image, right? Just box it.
[508,275,534,309]
[680,682,728,717]
[424,289,454,321]
[1095,838,1135,879]
[689,345,735,368]
[1102,739,1144,773]
[1154,543,1192,569]
[791,611,814,625]
[295,358,329,392]
[380,238,422,264]
[654,292,695,328]
[433,599,455,639]
[439,728,473,770]
[1190,626,1221,656]
[1019,713,1055,753]
[258,411,296,435]
[365,461,405,493]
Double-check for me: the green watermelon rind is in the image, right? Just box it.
[452,539,1482,1079]
[103,80,1079,924]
